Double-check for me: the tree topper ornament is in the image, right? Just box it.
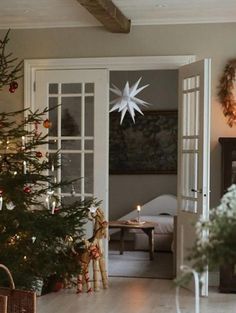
[110,77,150,124]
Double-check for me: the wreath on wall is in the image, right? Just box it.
[218,59,236,127]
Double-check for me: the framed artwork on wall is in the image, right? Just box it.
[109,110,178,174]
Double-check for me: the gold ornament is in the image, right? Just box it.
[43,119,52,129]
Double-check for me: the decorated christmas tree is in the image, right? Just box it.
[0,31,92,290]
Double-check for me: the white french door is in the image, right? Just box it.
[177,59,211,296]
[33,69,109,239]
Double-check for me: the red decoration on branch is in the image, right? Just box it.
[23,186,31,194]
[53,281,64,292]
[9,81,18,93]
[35,151,42,158]
[43,119,52,129]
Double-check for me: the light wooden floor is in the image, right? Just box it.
[37,277,236,313]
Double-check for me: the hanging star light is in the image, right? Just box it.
[110,77,150,124]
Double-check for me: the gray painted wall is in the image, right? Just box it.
[109,70,178,219]
[1,23,236,217]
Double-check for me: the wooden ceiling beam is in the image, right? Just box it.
[77,0,131,33]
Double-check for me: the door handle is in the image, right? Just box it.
[191,188,202,193]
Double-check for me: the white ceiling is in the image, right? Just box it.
[0,0,236,29]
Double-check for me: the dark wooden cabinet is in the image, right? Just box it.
[219,137,236,293]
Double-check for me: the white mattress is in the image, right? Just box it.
[139,215,174,234]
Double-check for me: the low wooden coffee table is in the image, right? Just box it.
[109,220,155,260]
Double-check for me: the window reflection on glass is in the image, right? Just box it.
[85,140,94,150]
[61,153,81,193]
[49,97,58,136]
[61,83,82,94]
[49,83,58,94]
[61,97,81,136]
[85,153,94,194]
[85,96,94,136]
[61,140,81,150]
[61,196,81,205]
[49,139,58,150]
[85,83,94,93]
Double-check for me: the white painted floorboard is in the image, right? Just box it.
[37,277,236,313]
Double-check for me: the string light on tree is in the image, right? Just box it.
[21,136,25,148]
[0,191,3,210]
[6,202,15,210]
[32,236,36,243]
[23,161,27,174]
[71,183,76,197]
[45,196,50,210]
[51,201,56,215]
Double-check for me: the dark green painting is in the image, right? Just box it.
[109,111,178,174]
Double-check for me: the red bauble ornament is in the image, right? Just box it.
[9,81,18,93]
[43,119,52,129]
[9,86,15,93]
[23,186,31,194]
[53,281,64,292]
[35,151,43,158]
[10,81,18,89]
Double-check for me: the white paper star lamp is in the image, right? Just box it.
[110,77,150,124]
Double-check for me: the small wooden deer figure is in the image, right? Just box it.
[75,234,101,293]
[74,206,108,294]
[89,206,108,291]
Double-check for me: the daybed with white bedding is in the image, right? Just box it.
[110,194,177,252]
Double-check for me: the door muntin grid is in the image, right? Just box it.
[181,75,200,213]
[48,82,95,200]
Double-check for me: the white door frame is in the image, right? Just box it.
[24,55,196,271]
[24,55,195,108]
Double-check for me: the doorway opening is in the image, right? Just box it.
[24,54,197,282]
[108,69,178,279]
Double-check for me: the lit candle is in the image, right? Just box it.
[23,161,27,174]
[137,205,141,223]
[22,136,25,147]
[45,196,50,210]
[51,201,56,214]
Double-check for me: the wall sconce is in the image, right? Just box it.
[218,59,236,127]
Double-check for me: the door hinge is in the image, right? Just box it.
[33,81,36,92]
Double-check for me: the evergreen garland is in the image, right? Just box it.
[218,59,236,127]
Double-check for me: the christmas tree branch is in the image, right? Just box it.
[0,29,23,89]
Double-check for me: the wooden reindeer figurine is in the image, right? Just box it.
[89,206,108,291]
[74,206,108,293]
[75,234,101,293]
